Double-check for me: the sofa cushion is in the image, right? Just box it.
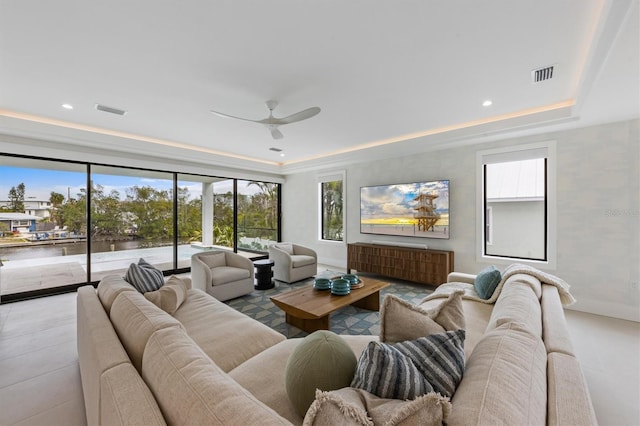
[351,330,465,400]
[380,291,464,344]
[100,363,166,426]
[304,388,451,426]
[485,280,542,337]
[97,275,137,314]
[77,285,133,426]
[172,289,285,372]
[124,258,164,293]
[199,251,226,268]
[211,265,251,285]
[291,254,316,268]
[447,322,547,426]
[142,326,290,426]
[229,335,375,425]
[144,275,189,315]
[285,331,357,417]
[474,265,502,299]
[110,290,184,372]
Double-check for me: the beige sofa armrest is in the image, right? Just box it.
[448,272,476,284]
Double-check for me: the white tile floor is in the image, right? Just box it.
[1,292,638,426]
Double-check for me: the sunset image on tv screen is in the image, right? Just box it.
[360,180,449,239]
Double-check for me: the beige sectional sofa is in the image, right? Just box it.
[77,269,596,425]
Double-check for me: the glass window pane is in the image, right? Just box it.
[176,175,241,264]
[321,180,343,241]
[210,179,235,250]
[89,166,174,282]
[0,156,87,296]
[485,158,546,260]
[237,180,279,254]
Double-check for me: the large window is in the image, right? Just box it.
[89,166,175,282]
[477,142,556,266]
[318,171,345,242]
[0,154,281,301]
[237,180,279,253]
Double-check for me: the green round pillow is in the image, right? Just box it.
[285,330,357,417]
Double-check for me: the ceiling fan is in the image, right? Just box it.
[210,100,320,140]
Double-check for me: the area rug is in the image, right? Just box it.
[224,271,434,338]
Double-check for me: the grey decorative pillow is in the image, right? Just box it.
[351,329,465,400]
[124,258,164,293]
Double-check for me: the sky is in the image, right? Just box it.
[0,167,261,202]
[360,180,450,220]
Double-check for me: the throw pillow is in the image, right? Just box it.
[144,276,188,314]
[351,329,465,400]
[285,330,358,418]
[304,388,452,426]
[474,265,502,299]
[124,258,164,293]
[380,291,465,343]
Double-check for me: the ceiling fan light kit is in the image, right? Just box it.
[211,100,320,139]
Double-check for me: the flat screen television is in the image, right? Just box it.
[360,180,450,239]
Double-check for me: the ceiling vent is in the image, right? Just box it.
[531,65,555,83]
[95,103,127,116]
[269,147,283,152]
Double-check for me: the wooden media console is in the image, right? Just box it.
[347,242,454,287]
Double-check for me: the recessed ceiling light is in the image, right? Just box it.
[61,104,74,110]
[482,100,492,107]
[280,153,285,157]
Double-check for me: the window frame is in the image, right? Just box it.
[476,141,557,269]
[317,170,346,244]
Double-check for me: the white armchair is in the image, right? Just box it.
[191,250,254,301]
[268,242,317,283]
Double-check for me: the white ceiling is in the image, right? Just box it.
[0,0,638,175]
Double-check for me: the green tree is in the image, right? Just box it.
[8,182,25,212]
[92,185,125,239]
[59,189,87,235]
[177,186,202,241]
[49,191,65,226]
[125,185,173,241]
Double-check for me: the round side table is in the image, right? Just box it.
[254,259,275,290]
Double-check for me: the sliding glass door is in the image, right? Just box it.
[0,154,281,301]
[89,166,174,282]
[0,157,86,297]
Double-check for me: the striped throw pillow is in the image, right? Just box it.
[351,329,465,400]
[124,258,164,293]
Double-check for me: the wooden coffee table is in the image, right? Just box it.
[270,277,389,333]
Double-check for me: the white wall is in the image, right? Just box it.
[282,118,640,321]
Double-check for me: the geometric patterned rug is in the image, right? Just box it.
[225,270,434,339]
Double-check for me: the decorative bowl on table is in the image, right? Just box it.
[330,278,351,296]
[341,274,359,284]
[313,278,332,290]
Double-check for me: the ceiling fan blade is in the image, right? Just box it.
[278,107,321,124]
[210,110,261,123]
[270,128,284,140]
